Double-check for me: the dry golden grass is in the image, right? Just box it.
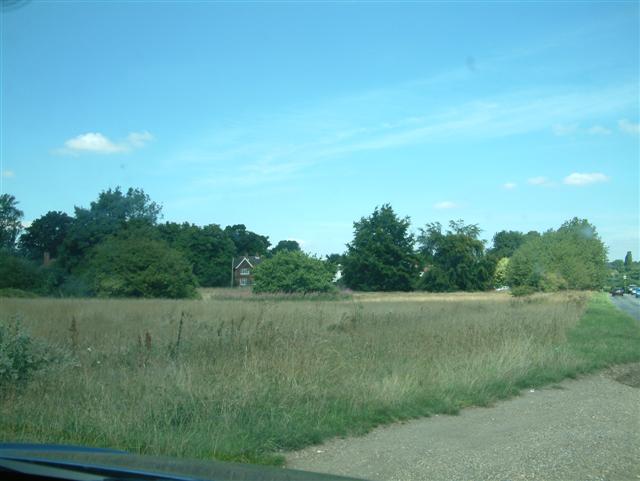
[3,291,632,465]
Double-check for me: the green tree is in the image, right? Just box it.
[507,218,607,292]
[0,194,24,250]
[158,222,236,287]
[19,211,73,261]
[224,224,270,256]
[253,250,334,293]
[0,250,43,291]
[417,220,493,292]
[342,205,418,291]
[489,230,525,259]
[624,251,633,269]
[83,235,197,298]
[59,187,162,268]
[270,240,301,256]
[493,257,510,287]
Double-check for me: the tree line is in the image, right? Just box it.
[0,189,614,298]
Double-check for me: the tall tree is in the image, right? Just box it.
[59,187,162,268]
[19,211,73,260]
[624,251,633,269]
[224,224,270,256]
[158,222,236,287]
[0,194,24,250]
[507,218,607,291]
[417,220,493,292]
[489,230,526,259]
[270,240,301,256]
[342,204,418,291]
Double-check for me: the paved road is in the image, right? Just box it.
[611,294,640,321]
[287,368,640,481]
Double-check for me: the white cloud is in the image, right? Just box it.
[127,131,154,148]
[1,170,14,178]
[618,119,640,135]
[563,172,610,186]
[587,125,611,135]
[552,124,578,136]
[59,131,153,155]
[527,176,550,186]
[503,182,517,190]
[434,201,458,210]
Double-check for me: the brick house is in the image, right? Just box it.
[231,255,263,287]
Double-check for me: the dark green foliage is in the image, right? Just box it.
[269,240,301,256]
[83,235,197,298]
[342,204,418,291]
[507,218,607,292]
[624,251,633,268]
[253,250,335,294]
[158,222,235,287]
[0,250,43,291]
[224,224,270,256]
[19,211,73,260]
[0,194,23,251]
[488,230,535,259]
[59,187,162,269]
[417,220,493,292]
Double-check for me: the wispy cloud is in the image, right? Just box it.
[434,201,458,210]
[503,182,517,190]
[1,170,14,178]
[552,124,579,136]
[563,172,610,186]
[618,119,640,135]
[527,176,551,186]
[169,76,636,189]
[57,131,153,155]
[587,125,611,135]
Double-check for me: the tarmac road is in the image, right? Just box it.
[611,294,640,321]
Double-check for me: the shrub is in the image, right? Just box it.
[0,318,70,386]
[253,251,335,294]
[0,250,43,291]
[82,235,198,298]
[510,285,537,297]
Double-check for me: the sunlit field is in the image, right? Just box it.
[1,291,639,465]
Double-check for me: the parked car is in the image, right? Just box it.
[627,284,637,294]
[635,288,640,299]
[611,287,625,296]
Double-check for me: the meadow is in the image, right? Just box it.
[1,290,639,465]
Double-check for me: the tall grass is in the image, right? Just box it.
[0,292,637,465]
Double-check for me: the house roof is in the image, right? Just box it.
[233,256,263,270]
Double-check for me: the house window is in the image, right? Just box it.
[239,278,249,286]
[240,268,250,275]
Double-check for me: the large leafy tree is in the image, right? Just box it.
[624,251,633,269]
[224,224,270,256]
[19,211,73,260]
[253,250,334,294]
[59,187,162,268]
[417,220,493,292]
[0,194,24,251]
[270,240,301,256]
[507,218,607,291]
[83,234,197,298]
[157,222,236,287]
[342,204,418,291]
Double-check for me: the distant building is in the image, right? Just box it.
[231,255,263,287]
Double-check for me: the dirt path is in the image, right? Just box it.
[286,367,640,481]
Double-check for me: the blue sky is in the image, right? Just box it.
[1,1,638,259]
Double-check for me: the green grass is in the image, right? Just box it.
[0,292,638,466]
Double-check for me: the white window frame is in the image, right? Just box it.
[240,268,250,276]
[239,278,249,286]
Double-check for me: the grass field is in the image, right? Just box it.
[1,291,639,465]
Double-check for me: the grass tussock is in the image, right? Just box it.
[0,292,637,465]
